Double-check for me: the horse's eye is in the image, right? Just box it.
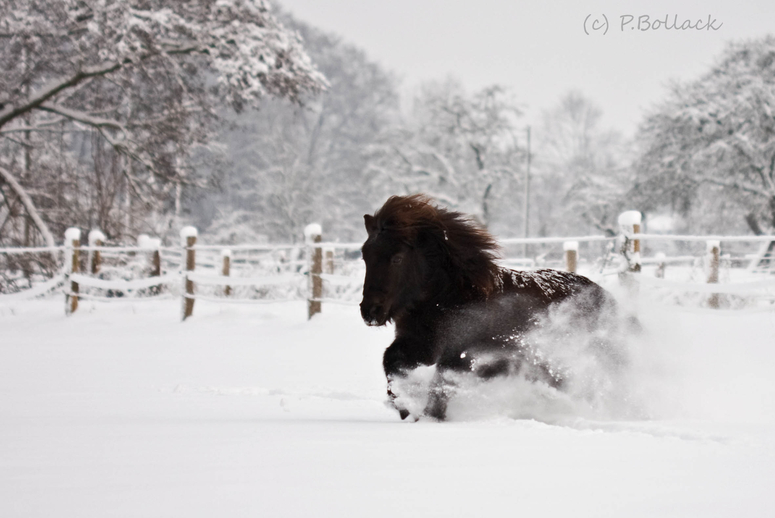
[391,255,403,265]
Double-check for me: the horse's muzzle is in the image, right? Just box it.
[360,300,387,326]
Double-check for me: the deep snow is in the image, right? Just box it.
[1,296,774,517]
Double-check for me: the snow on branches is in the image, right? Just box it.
[634,36,775,234]
[0,0,326,245]
[0,0,325,123]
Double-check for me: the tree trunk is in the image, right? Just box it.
[0,166,55,248]
[769,196,775,231]
[745,212,763,236]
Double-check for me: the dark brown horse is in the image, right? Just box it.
[360,194,622,421]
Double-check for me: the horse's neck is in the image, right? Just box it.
[395,299,445,332]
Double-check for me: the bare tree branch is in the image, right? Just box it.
[38,103,127,133]
[0,165,55,247]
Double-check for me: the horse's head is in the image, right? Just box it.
[359,195,501,326]
[359,213,431,326]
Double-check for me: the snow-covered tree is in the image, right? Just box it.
[370,78,525,231]
[0,0,325,246]
[194,10,399,243]
[533,91,630,236]
[633,36,775,234]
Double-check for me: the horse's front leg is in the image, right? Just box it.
[382,339,425,421]
[386,377,413,420]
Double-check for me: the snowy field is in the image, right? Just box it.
[1,295,774,517]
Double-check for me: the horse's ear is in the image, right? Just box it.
[364,214,377,236]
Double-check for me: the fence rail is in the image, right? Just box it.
[2,213,774,317]
[499,235,614,245]
[630,233,775,243]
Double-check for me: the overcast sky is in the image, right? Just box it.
[278,0,774,138]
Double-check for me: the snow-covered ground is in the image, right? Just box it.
[1,295,774,517]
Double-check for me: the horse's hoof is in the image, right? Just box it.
[396,408,420,422]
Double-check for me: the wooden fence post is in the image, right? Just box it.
[305,223,323,319]
[222,249,232,297]
[88,229,105,275]
[151,239,161,277]
[617,211,642,295]
[139,236,162,294]
[655,252,666,279]
[563,241,578,273]
[324,248,334,275]
[618,211,642,273]
[138,236,162,277]
[180,226,197,321]
[64,228,81,315]
[706,240,720,309]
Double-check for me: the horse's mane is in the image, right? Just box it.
[371,194,502,299]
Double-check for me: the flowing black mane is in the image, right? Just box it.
[367,194,501,300]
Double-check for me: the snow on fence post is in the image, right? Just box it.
[655,252,666,279]
[617,211,642,295]
[88,229,105,275]
[305,223,323,319]
[706,240,721,309]
[64,228,81,315]
[563,241,578,273]
[180,227,197,321]
[221,249,232,297]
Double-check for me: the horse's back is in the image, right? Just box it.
[498,267,595,299]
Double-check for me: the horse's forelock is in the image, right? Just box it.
[372,194,438,239]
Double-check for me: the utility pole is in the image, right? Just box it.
[523,126,531,258]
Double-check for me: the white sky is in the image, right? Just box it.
[278,0,775,138]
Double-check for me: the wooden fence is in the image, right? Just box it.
[2,211,775,319]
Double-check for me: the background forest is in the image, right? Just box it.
[2,1,775,248]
